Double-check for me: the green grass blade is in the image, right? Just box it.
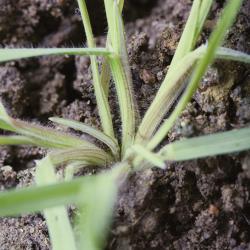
[216,47,250,63]
[0,177,85,216]
[0,163,127,219]
[11,119,92,149]
[117,0,124,11]
[50,117,119,158]
[0,135,35,145]
[77,0,115,139]
[0,103,15,131]
[128,145,165,169]
[49,147,113,166]
[161,127,250,161]
[0,48,111,63]
[104,0,137,156]
[64,162,89,181]
[0,119,15,131]
[100,58,112,97]
[77,173,118,250]
[148,0,243,150]
[99,0,124,97]
[193,0,213,46]
[0,101,100,149]
[136,0,212,144]
[0,102,11,121]
[170,0,201,66]
[35,157,77,250]
[135,44,250,144]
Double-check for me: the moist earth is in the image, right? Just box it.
[0,0,250,249]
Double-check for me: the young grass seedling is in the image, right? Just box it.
[0,0,250,249]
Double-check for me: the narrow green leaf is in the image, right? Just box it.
[0,163,127,221]
[100,58,112,97]
[50,117,119,158]
[135,0,211,145]
[0,102,10,121]
[99,0,125,99]
[136,44,250,144]
[64,162,89,181]
[77,0,115,139]
[0,135,34,145]
[171,0,201,66]
[216,47,250,63]
[0,119,15,131]
[35,157,77,250]
[161,127,250,161]
[49,147,113,166]
[12,119,93,149]
[117,0,124,11]
[0,177,85,216]
[129,145,165,169]
[148,0,244,150]
[193,0,213,45]
[0,48,111,63]
[0,101,100,149]
[77,173,117,250]
[104,0,137,156]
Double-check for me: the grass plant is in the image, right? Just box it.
[0,0,250,249]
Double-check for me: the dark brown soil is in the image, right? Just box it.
[0,0,250,249]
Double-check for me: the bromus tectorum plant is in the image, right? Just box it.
[0,0,250,249]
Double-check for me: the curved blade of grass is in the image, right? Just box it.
[193,0,213,46]
[64,162,89,181]
[135,45,250,144]
[35,157,77,250]
[0,103,15,131]
[0,119,15,131]
[77,0,115,139]
[100,59,112,97]
[104,0,137,156]
[160,127,250,161]
[0,177,87,216]
[0,163,128,217]
[0,101,101,149]
[216,47,250,63]
[0,131,90,149]
[49,147,113,166]
[49,117,119,158]
[147,0,244,150]
[171,0,202,66]
[0,48,111,63]
[12,119,93,149]
[100,0,124,96]
[136,0,211,144]
[127,145,165,169]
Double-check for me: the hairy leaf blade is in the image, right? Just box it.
[161,127,250,161]
[171,0,201,66]
[148,0,244,149]
[0,102,100,149]
[77,0,115,139]
[50,147,113,166]
[50,117,119,158]
[104,0,137,155]
[135,45,250,144]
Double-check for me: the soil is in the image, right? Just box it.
[0,0,250,249]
